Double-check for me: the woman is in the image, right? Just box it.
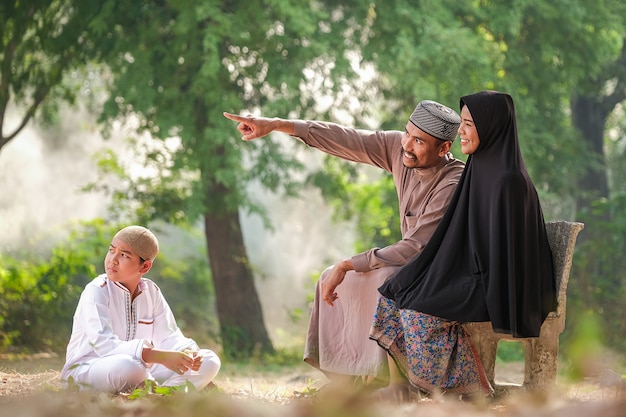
[370,90,556,399]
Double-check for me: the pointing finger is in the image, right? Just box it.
[223,112,247,122]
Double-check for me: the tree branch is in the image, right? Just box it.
[0,2,39,150]
[0,85,51,152]
[601,39,626,113]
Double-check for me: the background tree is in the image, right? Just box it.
[4,0,626,357]
[341,0,626,350]
[293,0,504,260]
[86,0,626,357]
[0,0,114,153]
[473,0,625,208]
[92,0,372,359]
[468,0,626,350]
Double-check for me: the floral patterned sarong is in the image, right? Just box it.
[370,296,492,396]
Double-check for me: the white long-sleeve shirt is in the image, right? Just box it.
[61,274,197,380]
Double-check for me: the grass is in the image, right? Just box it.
[0,352,64,373]
[0,350,625,417]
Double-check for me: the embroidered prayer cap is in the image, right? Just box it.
[113,226,159,261]
[409,100,461,142]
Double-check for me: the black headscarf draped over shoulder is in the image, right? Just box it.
[378,90,556,338]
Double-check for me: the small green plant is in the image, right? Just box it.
[127,380,195,399]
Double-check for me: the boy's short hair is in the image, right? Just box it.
[114,226,159,261]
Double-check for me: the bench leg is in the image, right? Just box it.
[523,318,562,389]
[466,323,499,388]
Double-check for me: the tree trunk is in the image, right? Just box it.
[570,94,610,213]
[202,182,274,360]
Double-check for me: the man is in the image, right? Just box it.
[223,100,464,386]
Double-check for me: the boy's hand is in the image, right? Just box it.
[162,350,195,374]
[184,349,204,372]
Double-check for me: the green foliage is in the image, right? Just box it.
[220,325,265,362]
[7,0,626,360]
[561,310,605,382]
[0,0,118,150]
[149,245,220,347]
[495,341,525,364]
[221,345,304,374]
[304,2,626,359]
[308,157,401,251]
[87,0,385,359]
[346,175,401,253]
[359,0,502,126]
[566,194,626,352]
[0,227,99,352]
[303,0,626,255]
[501,1,622,195]
[606,106,626,194]
[86,0,368,224]
[127,380,195,399]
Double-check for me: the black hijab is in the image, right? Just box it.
[378,90,556,338]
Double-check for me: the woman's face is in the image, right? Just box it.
[458,105,480,155]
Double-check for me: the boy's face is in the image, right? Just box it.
[104,237,152,292]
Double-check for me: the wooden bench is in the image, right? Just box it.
[463,220,585,392]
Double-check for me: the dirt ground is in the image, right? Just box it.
[1,353,624,417]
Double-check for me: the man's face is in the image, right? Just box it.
[400,122,451,169]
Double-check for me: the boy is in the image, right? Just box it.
[61,225,220,393]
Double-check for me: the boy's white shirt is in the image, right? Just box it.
[61,274,197,380]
